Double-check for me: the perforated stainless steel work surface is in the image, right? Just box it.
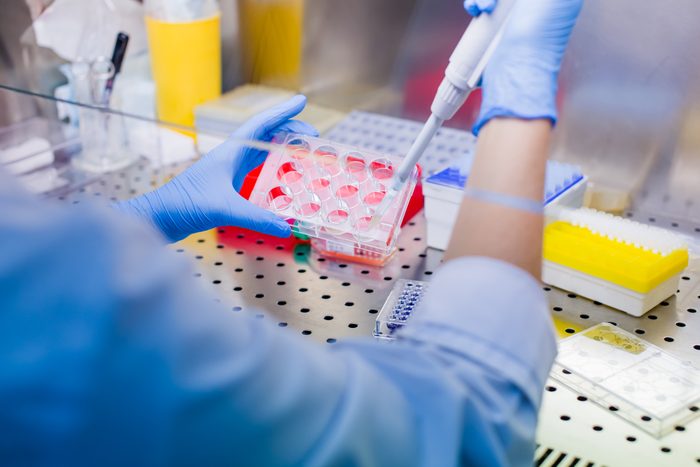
[52,113,700,466]
[56,160,700,466]
[174,218,440,344]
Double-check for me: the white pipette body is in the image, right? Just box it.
[370,0,517,226]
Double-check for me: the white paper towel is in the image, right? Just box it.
[32,0,147,62]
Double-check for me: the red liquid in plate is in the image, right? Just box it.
[356,216,373,231]
[298,202,321,217]
[345,154,366,168]
[267,186,292,210]
[271,195,292,210]
[310,178,331,191]
[290,149,310,161]
[370,159,394,181]
[372,168,393,180]
[346,162,367,181]
[315,148,338,166]
[281,171,303,185]
[364,190,386,206]
[345,153,367,180]
[277,162,302,181]
[316,153,341,176]
[327,209,349,224]
[336,184,359,198]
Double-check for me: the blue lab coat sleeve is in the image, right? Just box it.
[0,169,556,466]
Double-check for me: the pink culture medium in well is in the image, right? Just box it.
[336,184,359,199]
[298,202,321,217]
[267,186,292,211]
[370,159,394,179]
[356,216,373,231]
[310,178,331,191]
[277,161,303,183]
[344,153,366,169]
[327,209,349,224]
[314,147,338,166]
[364,190,386,206]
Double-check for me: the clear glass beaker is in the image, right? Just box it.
[71,58,135,173]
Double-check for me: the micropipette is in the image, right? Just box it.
[369,0,518,226]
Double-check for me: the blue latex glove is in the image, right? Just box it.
[115,95,318,242]
[464,0,584,134]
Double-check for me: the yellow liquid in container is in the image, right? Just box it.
[239,0,304,90]
[146,14,222,134]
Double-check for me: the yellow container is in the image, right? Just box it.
[544,221,689,293]
[146,14,222,132]
[239,0,304,90]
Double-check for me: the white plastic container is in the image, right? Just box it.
[423,162,588,250]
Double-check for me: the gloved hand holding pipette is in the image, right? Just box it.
[373,0,582,226]
[467,0,583,134]
[444,0,583,276]
[115,95,318,242]
[370,0,518,225]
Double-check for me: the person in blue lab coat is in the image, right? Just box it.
[0,0,582,465]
